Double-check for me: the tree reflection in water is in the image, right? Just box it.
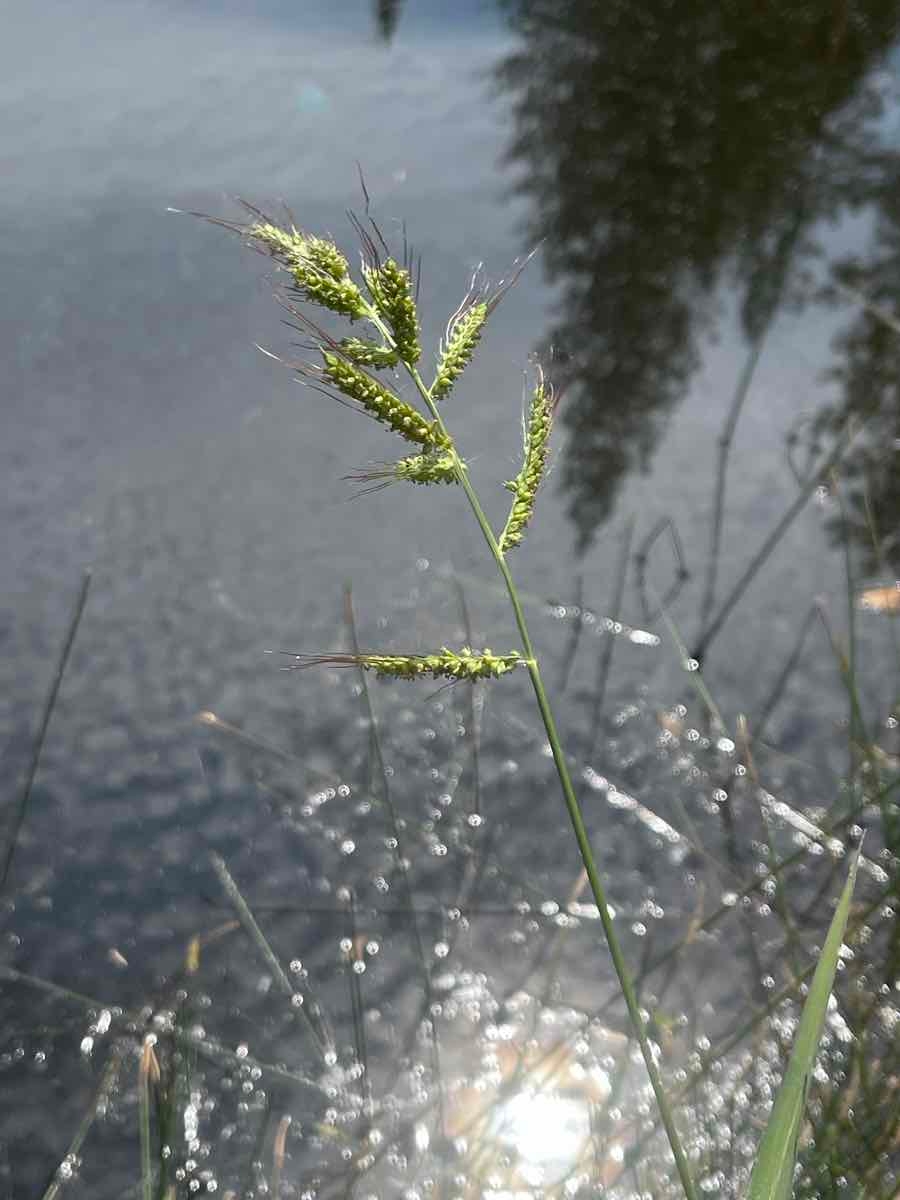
[494,0,900,557]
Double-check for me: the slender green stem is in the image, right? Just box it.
[387,355,701,1200]
[138,1040,154,1200]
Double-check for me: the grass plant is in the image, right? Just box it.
[185,198,870,1199]
[6,196,894,1198]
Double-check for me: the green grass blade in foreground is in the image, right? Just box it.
[748,847,860,1200]
[138,1038,154,1200]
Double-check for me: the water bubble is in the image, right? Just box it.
[466,813,483,828]
[340,839,356,856]
[352,960,366,975]
[433,942,450,959]
[717,737,736,754]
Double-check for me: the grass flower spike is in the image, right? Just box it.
[249,219,368,319]
[499,368,554,552]
[320,351,445,447]
[347,450,460,492]
[338,336,400,369]
[363,258,422,363]
[285,647,525,681]
[433,300,488,400]
[430,252,539,401]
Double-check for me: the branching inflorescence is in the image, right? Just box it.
[192,201,551,682]
[197,197,702,1200]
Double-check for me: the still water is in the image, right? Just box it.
[1,1,899,1195]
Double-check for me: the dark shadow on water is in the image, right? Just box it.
[374,0,405,41]
[810,166,900,579]
[494,0,900,552]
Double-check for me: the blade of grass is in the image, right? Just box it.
[2,570,91,892]
[556,570,585,694]
[343,888,372,1114]
[750,602,818,745]
[272,1114,291,1198]
[209,851,332,1059]
[453,573,483,820]
[590,517,634,755]
[699,332,768,640]
[40,1048,123,1200]
[692,422,856,663]
[139,1036,157,1200]
[747,847,860,1200]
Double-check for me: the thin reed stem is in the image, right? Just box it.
[209,852,333,1059]
[138,1038,155,1200]
[699,333,766,641]
[2,570,91,892]
[41,1049,123,1200]
[692,423,856,663]
[388,355,701,1200]
[591,517,634,755]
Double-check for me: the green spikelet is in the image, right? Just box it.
[394,451,459,485]
[248,221,367,319]
[433,301,488,400]
[247,221,302,259]
[292,647,524,681]
[499,374,554,553]
[303,236,350,281]
[363,259,421,364]
[321,352,445,447]
[338,337,400,369]
[347,450,461,491]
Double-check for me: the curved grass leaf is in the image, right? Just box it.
[748,848,861,1200]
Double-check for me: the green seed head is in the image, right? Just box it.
[363,258,421,364]
[291,647,524,681]
[433,301,488,400]
[303,236,350,281]
[338,337,400,369]
[248,221,367,319]
[364,647,523,681]
[394,451,460,485]
[499,373,554,553]
[347,450,461,493]
[247,220,308,263]
[320,351,446,447]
